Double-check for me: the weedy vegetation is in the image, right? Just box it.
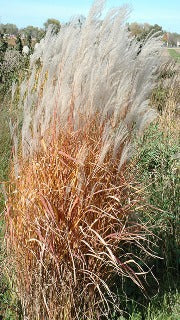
[123,66,180,319]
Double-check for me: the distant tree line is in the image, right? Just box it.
[127,22,180,46]
[128,22,163,39]
[0,23,19,35]
[0,18,62,87]
[0,18,61,40]
[0,20,179,48]
[165,32,180,47]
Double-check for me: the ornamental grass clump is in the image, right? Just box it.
[6,0,163,318]
[7,117,152,319]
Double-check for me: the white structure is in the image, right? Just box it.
[177,41,180,48]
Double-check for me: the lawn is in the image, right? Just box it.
[168,49,180,62]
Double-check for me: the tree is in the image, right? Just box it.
[0,23,18,35]
[149,24,163,35]
[15,34,23,53]
[27,34,32,51]
[0,34,8,82]
[20,25,44,41]
[43,18,61,34]
[167,32,180,47]
[128,22,143,37]
[128,22,163,41]
[0,34,8,55]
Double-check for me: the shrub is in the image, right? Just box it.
[0,49,29,97]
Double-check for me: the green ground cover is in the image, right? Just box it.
[168,49,180,62]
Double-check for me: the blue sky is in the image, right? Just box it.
[0,0,180,33]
